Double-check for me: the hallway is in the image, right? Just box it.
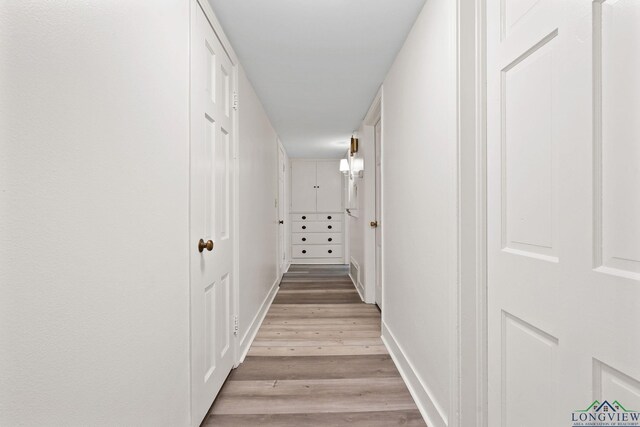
[4,1,640,425]
[203,265,425,426]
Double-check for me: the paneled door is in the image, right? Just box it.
[374,119,382,308]
[291,160,316,212]
[190,2,236,425]
[488,0,640,425]
[278,144,287,273]
[316,160,343,213]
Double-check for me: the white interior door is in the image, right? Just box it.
[316,160,343,213]
[487,0,640,425]
[190,2,236,425]
[374,119,382,308]
[278,145,287,273]
[291,160,317,212]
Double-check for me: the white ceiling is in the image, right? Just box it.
[208,0,426,158]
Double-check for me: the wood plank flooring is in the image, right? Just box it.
[203,265,426,426]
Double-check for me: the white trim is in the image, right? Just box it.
[382,321,447,427]
[353,280,364,302]
[231,63,241,367]
[455,0,488,425]
[196,0,239,66]
[290,259,348,265]
[282,261,291,274]
[363,86,383,126]
[378,89,385,312]
[284,150,292,266]
[343,172,350,265]
[188,3,193,424]
[238,277,280,363]
[287,157,346,162]
[196,0,243,372]
[348,256,365,301]
[277,139,289,278]
[361,88,382,305]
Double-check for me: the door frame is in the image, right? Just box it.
[189,2,242,423]
[194,1,490,425]
[361,88,382,306]
[373,117,382,308]
[276,139,290,277]
[455,0,487,425]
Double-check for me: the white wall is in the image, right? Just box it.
[237,67,281,355]
[380,0,457,426]
[0,2,191,426]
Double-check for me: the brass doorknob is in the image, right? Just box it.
[198,239,214,253]
[370,221,378,228]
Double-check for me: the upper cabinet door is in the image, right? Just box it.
[316,160,343,213]
[291,160,317,212]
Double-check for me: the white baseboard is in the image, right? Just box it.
[348,258,365,302]
[238,277,280,363]
[352,277,364,302]
[381,321,448,427]
[348,272,365,302]
[290,259,347,264]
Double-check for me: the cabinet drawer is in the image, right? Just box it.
[317,213,342,221]
[291,213,318,222]
[292,232,343,245]
[292,221,342,233]
[292,244,343,258]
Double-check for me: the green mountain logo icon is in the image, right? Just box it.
[612,400,634,412]
[577,400,601,412]
[576,400,637,413]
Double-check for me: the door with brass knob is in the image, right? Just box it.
[374,118,382,308]
[189,7,237,425]
[198,239,214,253]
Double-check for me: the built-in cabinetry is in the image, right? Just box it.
[290,160,344,264]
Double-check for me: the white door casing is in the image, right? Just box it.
[190,2,236,425]
[487,0,640,426]
[374,119,383,308]
[278,144,287,273]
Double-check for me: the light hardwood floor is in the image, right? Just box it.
[203,264,426,426]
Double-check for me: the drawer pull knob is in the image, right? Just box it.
[302,226,307,230]
[328,238,332,242]
[302,238,307,242]
[328,225,332,229]
[328,250,333,254]
[302,250,307,254]
[302,216,306,220]
[327,216,332,219]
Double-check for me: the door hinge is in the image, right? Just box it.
[233,91,239,111]
[233,316,239,336]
